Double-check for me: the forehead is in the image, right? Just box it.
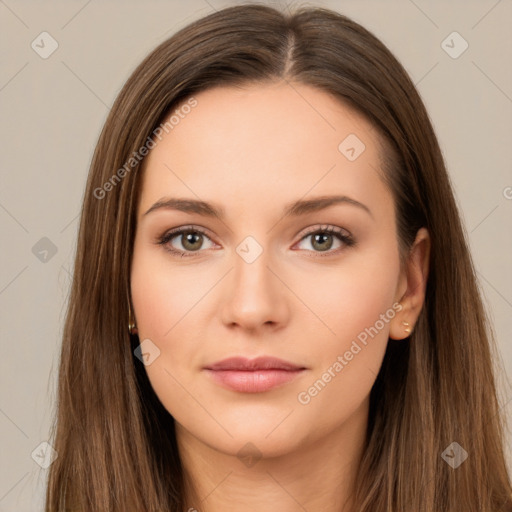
[138,81,393,222]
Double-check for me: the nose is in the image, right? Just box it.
[219,247,290,333]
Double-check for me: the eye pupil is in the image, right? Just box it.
[312,233,333,251]
[182,231,203,251]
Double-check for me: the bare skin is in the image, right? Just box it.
[130,81,430,511]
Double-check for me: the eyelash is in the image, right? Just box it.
[156,224,355,258]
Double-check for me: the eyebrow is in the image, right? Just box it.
[143,194,373,219]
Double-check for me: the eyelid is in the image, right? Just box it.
[297,223,351,239]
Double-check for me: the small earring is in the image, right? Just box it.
[128,305,138,335]
[402,321,411,334]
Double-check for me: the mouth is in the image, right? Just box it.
[203,356,307,393]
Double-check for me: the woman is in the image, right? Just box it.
[45,4,512,511]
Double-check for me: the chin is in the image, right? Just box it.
[207,429,303,461]
[177,410,308,460]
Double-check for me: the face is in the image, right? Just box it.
[131,81,409,458]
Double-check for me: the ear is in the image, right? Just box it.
[389,227,431,340]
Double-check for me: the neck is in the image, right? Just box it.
[176,399,368,512]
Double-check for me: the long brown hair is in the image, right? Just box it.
[45,4,512,511]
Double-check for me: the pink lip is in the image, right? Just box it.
[203,356,307,393]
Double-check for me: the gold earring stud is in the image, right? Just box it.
[128,305,138,335]
[402,321,411,334]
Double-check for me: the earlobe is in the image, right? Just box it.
[389,308,414,340]
[128,302,139,335]
[390,227,431,340]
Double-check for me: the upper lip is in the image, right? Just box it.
[204,356,305,371]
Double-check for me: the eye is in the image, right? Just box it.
[157,226,216,257]
[157,224,355,258]
[294,225,355,256]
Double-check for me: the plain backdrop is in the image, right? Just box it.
[1,0,511,509]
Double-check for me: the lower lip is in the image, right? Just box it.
[204,369,305,393]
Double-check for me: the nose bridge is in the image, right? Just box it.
[234,242,271,292]
[220,235,288,329]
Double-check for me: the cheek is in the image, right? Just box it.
[130,243,224,408]
[297,243,400,351]
[130,242,210,340]
[293,244,400,410]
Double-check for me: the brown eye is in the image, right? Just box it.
[295,226,354,255]
[158,227,215,257]
[180,231,205,251]
[310,232,335,252]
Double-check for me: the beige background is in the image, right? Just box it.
[1,0,511,509]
